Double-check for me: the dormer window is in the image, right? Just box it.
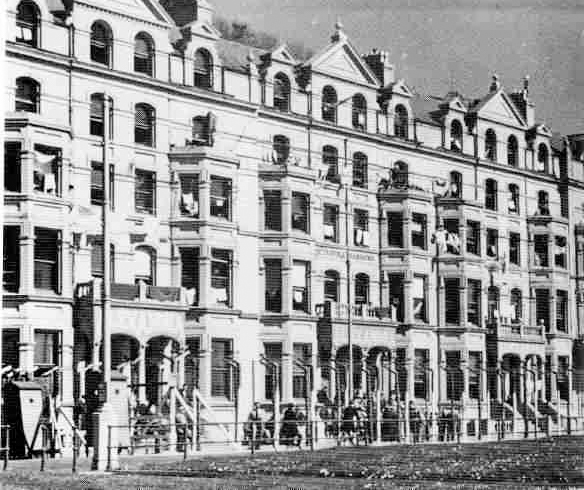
[507,135,518,167]
[16,1,39,48]
[273,73,290,112]
[485,129,497,162]
[450,120,463,152]
[394,105,408,139]
[134,32,155,76]
[352,94,367,130]
[537,144,549,173]
[322,86,337,123]
[194,48,213,89]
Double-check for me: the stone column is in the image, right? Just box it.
[19,324,35,378]
[282,191,292,234]
[138,343,147,404]
[281,257,292,316]
[281,351,293,403]
[550,292,557,335]
[439,350,447,403]
[550,354,558,404]
[198,335,212,399]
[20,221,35,296]
[438,276,445,328]
[198,172,210,222]
[404,272,413,325]
[403,207,411,250]
[199,245,211,308]
[459,278,468,328]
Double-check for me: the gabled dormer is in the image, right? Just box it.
[259,44,300,113]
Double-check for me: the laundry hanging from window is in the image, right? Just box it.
[33,147,59,195]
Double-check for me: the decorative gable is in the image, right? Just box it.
[271,44,297,65]
[474,91,526,127]
[91,0,174,26]
[389,79,413,98]
[309,43,379,86]
[186,19,221,40]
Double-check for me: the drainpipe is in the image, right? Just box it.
[102,93,112,404]
[343,138,353,398]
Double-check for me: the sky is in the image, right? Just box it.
[212,0,584,135]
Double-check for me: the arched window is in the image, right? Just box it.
[488,286,500,321]
[352,93,367,130]
[510,288,522,322]
[537,143,549,173]
[355,273,369,305]
[90,21,112,66]
[90,93,113,138]
[507,135,518,167]
[323,145,338,182]
[134,246,155,285]
[134,32,155,76]
[450,119,463,152]
[508,184,519,214]
[134,103,155,147]
[393,161,408,189]
[15,77,39,113]
[322,86,337,123]
[352,152,368,188]
[194,48,213,89]
[485,129,497,161]
[485,179,498,211]
[272,135,290,164]
[324,270,339,303]
[273,72,290,112]
[449,171,462,198]
[537,190,550,216]
[16,0,40,47]
[394,104,408,139]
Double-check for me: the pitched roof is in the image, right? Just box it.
[160,0,197,27]
[216,38,267,72]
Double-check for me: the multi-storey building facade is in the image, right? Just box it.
[4,0,584,446]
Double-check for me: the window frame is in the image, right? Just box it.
[194,48,213,89]
[134,103,156,147]
[134,168,156,215]
[323,204,339,243]
[211,338,233,399]
[15,76,40,113]
[211,248,232,307]
[180,247,199,306]
[292,260,310,313]
[263,189,282,231]
[322,85,337,123]
[16,1,40,48]
[90,21,112,67]
[291,192,310,233]
[273,72,291,112]
[394,104,409,139]
[485,129,497,162]
[3,226,20,293]
[352,93,367,130]
[134,32,155,77]
[352,152,368,188]
[264,258,282,313]
[34,227,61,293]
[210,175,231,220]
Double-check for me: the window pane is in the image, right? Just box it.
[34,228,59,292]
[4,142,21,192]
[3,226,20,293]
[264,258,282,312]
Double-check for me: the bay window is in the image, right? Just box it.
[3,226,20,293]
[211,249,232,307]
[210,176,231,219]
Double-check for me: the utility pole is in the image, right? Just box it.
[344,138,353,399]
[91,93,118,471]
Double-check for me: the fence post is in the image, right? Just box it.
[106,426,111,471]
[40,426,46,472]
[183,425,188,461]
[195,398,201,452]
[250,421,255,455]
[72,431,77,474]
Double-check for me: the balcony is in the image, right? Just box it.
[76,279,186,305]
[316,301,390,321]
[377,173,432,203]
[487,319,544,341]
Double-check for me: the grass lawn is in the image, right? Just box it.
[146,436,584,486]
[0,436,581,489]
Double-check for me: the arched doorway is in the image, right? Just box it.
[335,345,363,401]
[145,336,180,412]
[111,334,140,395]
[501,354,522,404]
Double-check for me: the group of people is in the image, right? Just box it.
[244,402,305,449]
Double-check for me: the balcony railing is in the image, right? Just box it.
[316,301,390,320]
[76,279,185,305]
[487,319,544,338]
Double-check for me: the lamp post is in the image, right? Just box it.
[91,93,118,471]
